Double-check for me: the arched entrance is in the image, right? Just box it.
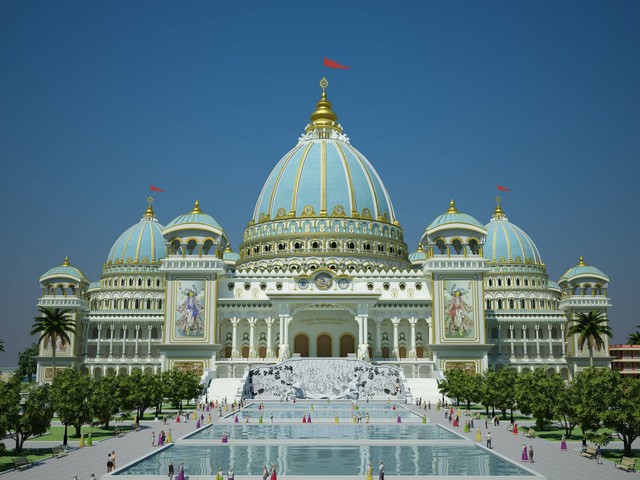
[294,334,309,357]
[317,334,332,357]
[340,334,355,357]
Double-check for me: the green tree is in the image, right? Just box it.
[567,310,613,367]
[492,368,518,422]
[17,343,39,383]
[0,337,4,352]
[554,381,580,438]
[627,327,640,345]
[601,374,640,456]
[479,369,498,417]
[51,368,93,445]
[0,377,54,453]
[30,307,76,377]
[572,367,617,438]
[516,369,564,430]
[118,371,163,421]
[163,370,202,411]
[90,375,120,428]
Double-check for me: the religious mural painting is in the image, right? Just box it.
[444,360,478,374]
[175,280,206,337]
[442,279,474,339]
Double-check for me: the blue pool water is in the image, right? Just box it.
[186,423,462,441]
[231,403,419,420]
[115,444,534,476]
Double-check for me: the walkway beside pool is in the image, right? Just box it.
[2,404,638,480]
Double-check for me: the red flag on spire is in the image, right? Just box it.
[150,185,165,192]
[323,57,351,69]
[497,185,511,192]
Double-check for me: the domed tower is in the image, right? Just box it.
[37,257,90,382]
[483,198,567,373]
[559,256,612,372]
[238,78,410,272]
[86,198,167,374]
[421,200,490,373]
[160,200,228,377]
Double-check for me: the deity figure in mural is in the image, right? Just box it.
[176,285,204,336]
[445,285,472,336]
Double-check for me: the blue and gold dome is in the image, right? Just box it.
[164,200,224,235]
[106,199,166,265]
[484,200,542,265]
[40,257,89,283]
[426,200,485,232]
[559,256,608,283]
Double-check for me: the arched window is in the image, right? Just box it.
[486,299,491,310]
[347,242,355,250]
[146,299,151,309]
[330,241,337,249]
[203,239,214,255]
[170,239,181,255]
[452,239,463,255]
[520,299,526,309]
[468,239,479,254]
[497,299,503,309]
[187,240,198,255]
[435,239,446,255]
[509,299,514,309]
[134,299,140,309]
[488,279,493,287]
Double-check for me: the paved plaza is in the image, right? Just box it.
[1,405,638,480]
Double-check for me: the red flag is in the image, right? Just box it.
[497,185,511,192]
[150,185,165,192]
[323,57,351,69]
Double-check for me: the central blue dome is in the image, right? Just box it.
[484,204,542,265]
[252,139,398,224]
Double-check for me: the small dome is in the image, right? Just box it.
[107,199,166,265]
[559,257,609,283]
[409,245,427,262]
[164,200,224,236]
[484,201,542,265]
[87,280,101,292]
[547,280,561,293]
[426,200,484,232]
[40,257,89,283]
[223,245,241,264]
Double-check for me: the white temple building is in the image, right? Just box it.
[35,79,613,396]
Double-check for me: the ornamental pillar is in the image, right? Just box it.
[266,316,274,359]
[248,316,257,359]
[560,324,566,356]
[231,316,239,359]
[122,325,127,359]
[497,324,503,357]
[509,324,515,359]
[97,323,103,359]
[374,319,382,358]
[408,317,417,359]
[392,317,400,360]
[134,324,140,358]
[357,314,370,361]
[278,314,291,361]
[109,324,115,359]
[147,324,152,359]
[534,324,540,359]
[548,324,553,358]
[522,325,527,357]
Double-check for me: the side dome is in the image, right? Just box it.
[559,256,609,283]
[40,257,89,283]
[238,78,409,271]
[484,200,542,265]
[421,200,486,256]
[163,200,228,257]
[426,200,485,232]
[106,199,166,265]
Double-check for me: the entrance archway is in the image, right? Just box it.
[340,334,355,357]
[317,334,331,357]
[294,334,309,357]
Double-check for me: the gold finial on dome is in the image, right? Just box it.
[416,243,424,252]
[493,196,505,219]
[578,256,587,266]
[62,256,70,266]
[144,196,155,218]
[224,244,232,252]
[306,78,343,134]
[447,199,458,214]
[191,200,202,214]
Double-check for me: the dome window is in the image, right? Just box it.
[264,244,271,252]
[120,279,125,287]
[377,244,384,252]
[435,239,446,255]
[330,241,337,249]
[156,279,160,287]
[311,241,319,249]
[124,299,129,309]
[170,239,181,255]
[276,283,283,291]
[488,279,493,287]
[228,282,234,291]
[278,243,285,251]
[244,283,251,291]
[158,300,163,309]
[452,239,463,255]
[497,278,502,287]
[389,246,395,254]
[146,299,151,309]
[531,299,536,309]
[507,278,511,287]
[524,279,529,286]
[367,283,374,291]
[469,239,479,255]
[497,299,503,309]
[260,283,267,291]
[486,299,491,310]
[134,299,140,309]
[137,278,142,287]
[509,299,514,309]
[294,242,302,250]
[520,299,526,309]
[329,265,336,270]
[416,283,422,291]
[203,240,214,255]
[187,240,197,255]
[348,265,355,271]
[254,246,260,254]
[383,283,390,291]
[516,278,520,287]
[129,278,133,287]
[364,242,371,251]
[347,242,355,250]
[399,283,406,291]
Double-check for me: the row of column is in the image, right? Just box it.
[90,323,163,359]
[496,324,566,358]
[226,315,429,361]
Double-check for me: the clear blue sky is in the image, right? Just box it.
[1,1,639,364]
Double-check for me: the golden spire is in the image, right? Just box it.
[191,200,202,214]
[224,244,232,252]
[144,196,155,218]
[447,199,458,214]
[416,243,424,252]
[62,256,70,266]
[578,256,586,266]
[493,196,505,219]
[306,78,342,134]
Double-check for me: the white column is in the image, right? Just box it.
[497,324,503,357]
[97,323,102,359]
[509,325,515,359]
[561,324,566,356]
[548,325,553,358]
[248,316,257,359]
[122,325,127,358]
[535,325,540,359]
[375,319,382,358]
[134,324,140,358]
[278,314,291,360]
[266,316,274,359]
[522,325,527,357]
[409,317,417,359]
[82,320,89,359]
[231,317,239,358]
[392,317,400,360]
[147,324,152,359]
[357,314,370,361]
[109,324,115,359]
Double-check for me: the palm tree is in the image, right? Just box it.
[567,310,613,367]
[0,337,4,352]
[628,328,640,345]
[30,307,76,377]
